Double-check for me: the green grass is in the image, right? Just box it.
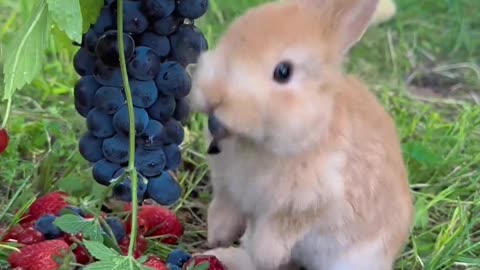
[1,0,480,269]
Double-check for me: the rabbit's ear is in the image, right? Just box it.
[298,0,379,54]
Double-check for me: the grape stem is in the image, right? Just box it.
[117,0,139,258]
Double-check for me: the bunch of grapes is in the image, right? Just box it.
[72,0,208,205]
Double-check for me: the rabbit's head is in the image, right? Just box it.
[189,0,379,154]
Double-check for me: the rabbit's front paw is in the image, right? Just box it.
[248,225,292,270]
[207,196,246,248]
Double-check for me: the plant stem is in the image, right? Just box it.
[1,97,12,128]
[117,0,139,258]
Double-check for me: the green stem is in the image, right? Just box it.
[1,97,13,128]
[117,0,139,258]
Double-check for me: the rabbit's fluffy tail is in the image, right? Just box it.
[370,0,396,25]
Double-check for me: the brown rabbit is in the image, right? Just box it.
[187,0,414,269]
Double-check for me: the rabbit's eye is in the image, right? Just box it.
[273,61,293,83]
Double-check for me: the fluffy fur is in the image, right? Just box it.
[188,0,413,269]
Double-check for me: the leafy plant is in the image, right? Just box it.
[1,0,102,128]
[1,0,150,268]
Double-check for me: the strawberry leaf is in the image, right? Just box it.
[83,240,121,261]
[46,0,83,43]
[89,219,105,242]
[103,231,123,254]
[54,214,91,233]
[85,255,146,270]
[84,260,120,270]
[137,255,148,264]
[195,262,211,270]
[186,262,195,270]
[54,214,103,242]
[2,0,50,101]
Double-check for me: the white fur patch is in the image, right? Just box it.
[294,233,389,270]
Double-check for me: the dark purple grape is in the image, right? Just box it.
[94,7,116,34]
[112,169,148,202]
[94,86,125,115]
[122,1,149,34]
[73,48,97,76]
[103,217,126,242]
[130,80,158,108]
[138,32,170,58]
[95,30,135,67]
[86,108,116,138]
[140,0,175,19]
[152,15,183,36]
[127,46,161,80]
[34,215,63,240]
[166,249,191,267]
[177,0,209,19]
[105,0,116,5]
[147,93,176,122]
[102,133,130,164]
[134,148,166,177]
[92,159,122,186]
[83,28,99,53]
[146,172,181,205]
[163,143,181,170]
[79,132,104,162]
[74,75,101,108]
[75,100,91,118]
[113,105,149,135]
[163,119,184,145]
[93,60,124,87]
[169,24,208,66]
[155,61,192,98]
[172,98,190,123]
[136,120,165,150]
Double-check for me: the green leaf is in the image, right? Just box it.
[54,215,103,242]
[54,214,91,234]
[79,0,104,32]
[46,0,83,43]
[84,260,119,270]
[186,262,195,270]
[103,232,123,254]
[83,240,120,261]
[195,262,211,270]
[88,219,105,242]
[85,257,144,270]
[2,0,50,101]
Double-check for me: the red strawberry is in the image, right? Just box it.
[0,129,9,154]
[62,233,90,264]
[125,204,183,244]
[73,245,91,264]
[8,239,70,270]
[2,225,44,245]
[16,227,45,245]
[63,233,83,245]
[21,192,68,224]
[3,225,25,240]
[20,220,37,229]
[144,256,168,270]
[183,255,227,270]
[119,235,148,259]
